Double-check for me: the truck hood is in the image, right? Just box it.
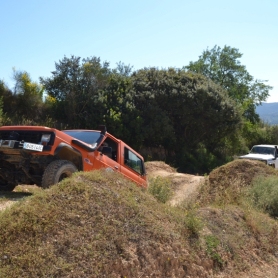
[240,153,275,161]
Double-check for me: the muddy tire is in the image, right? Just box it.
[42,160,77,188]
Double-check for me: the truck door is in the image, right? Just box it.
[94,137,121,172]
[120,146,146,186]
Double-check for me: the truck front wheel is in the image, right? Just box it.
[0,178,16,192]
[42,160,77,188]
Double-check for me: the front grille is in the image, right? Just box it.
[0,131,55,145]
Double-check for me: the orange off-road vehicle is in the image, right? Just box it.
[0,125,147,191]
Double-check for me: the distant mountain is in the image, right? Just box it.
[256,102,278,125]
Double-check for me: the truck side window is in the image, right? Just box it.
[124,147,143,174]
[101,137,118,162]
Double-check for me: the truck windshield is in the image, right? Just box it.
[62,130,101,145]
[250,146,275,156]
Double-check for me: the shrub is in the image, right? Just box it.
[148,176,172,203]
[184,209,203,237]
[248,175,278,217]
[205,235,223,268]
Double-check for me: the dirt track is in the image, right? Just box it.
[146,165,204,206]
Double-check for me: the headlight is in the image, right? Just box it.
[41,134,51,145]
[267,160,275,166]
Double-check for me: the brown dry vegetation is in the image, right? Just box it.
[0,159,278,277]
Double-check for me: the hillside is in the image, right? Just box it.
[256,102,278,124]
[0,160,278,277]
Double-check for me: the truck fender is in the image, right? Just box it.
[54,143,83,170]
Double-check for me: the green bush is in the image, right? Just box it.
[248,175,278,217]
[205,235,223,267]
[184,209,203,237]
[148,176,172,203]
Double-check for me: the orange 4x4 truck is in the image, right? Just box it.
[0,125,147,191]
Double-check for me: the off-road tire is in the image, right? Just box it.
[0,178,16,192]
[42,160,77,188]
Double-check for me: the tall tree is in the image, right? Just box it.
[12,71,44,124]
[0,80,14,122]
[100,72,142,146]
[40,56,111,128]
[185,45,272,123]
[0,95,4,126]
[131,68,242,169]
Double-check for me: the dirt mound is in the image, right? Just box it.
[209,159,278,187]
[197,159,278,205]
[144,161,278,277]
[0,170,215,278]
[145,161,177,176]
[197,206,278,278]
[193,159,278,277]
[2,161,278,277]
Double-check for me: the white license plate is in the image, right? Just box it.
[23,142,43,152]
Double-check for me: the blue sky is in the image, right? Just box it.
[1,0,277,102]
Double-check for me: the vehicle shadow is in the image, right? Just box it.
[0,191,33,201]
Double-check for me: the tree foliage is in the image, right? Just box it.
[0,72,44,124]
[0,96,4,126]
[0,81,13,123]
[100,72,142,147]
[131,68,242,171]
[40,56,142,146]
[185,45,272,123]
[132,68,241,148]
[13,70,44,123]
[40,56,111,129]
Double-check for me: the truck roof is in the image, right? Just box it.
[252,144,277,148]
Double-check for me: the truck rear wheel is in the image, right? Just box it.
[42,160,77,188]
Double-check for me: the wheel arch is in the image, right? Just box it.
[54,143,83,171]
